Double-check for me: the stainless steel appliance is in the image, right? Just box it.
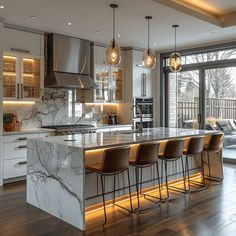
[42,124,97,136]
[133,97,153,118]
[133,97,153,129]
[45,33,97,90]
[133,118,153,129]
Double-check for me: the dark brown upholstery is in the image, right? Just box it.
[159,139,184,159]
[86,146,130,174]
[130,142,160,166]
[204,133,224,152]
[183,136,205,155]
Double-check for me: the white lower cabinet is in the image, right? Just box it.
[4,157,27,179]
[3,131,54,181]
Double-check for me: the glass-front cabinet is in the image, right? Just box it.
[3,53,42,101]
[94,64,124,102]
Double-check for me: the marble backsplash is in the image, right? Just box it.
[3,89,117,129]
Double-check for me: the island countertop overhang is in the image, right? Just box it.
[29,127,217,151]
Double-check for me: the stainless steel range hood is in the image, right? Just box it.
[45,33,97,89]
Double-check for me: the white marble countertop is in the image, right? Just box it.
[3,128,56,136]
[34,127,216,150]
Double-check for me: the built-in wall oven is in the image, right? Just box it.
[133,97,153,128]
[133,118,153,129]
[133,97,153,118]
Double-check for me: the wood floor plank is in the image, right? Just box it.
[0,164,236,235]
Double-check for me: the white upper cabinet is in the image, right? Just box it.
[132,49,152,98]
[4,28,42,56]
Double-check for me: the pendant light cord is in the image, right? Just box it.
[148,18,150,50]
[113,7,115,43]
[175,26,177,53]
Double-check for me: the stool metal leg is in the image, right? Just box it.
[165,160,170,200]
[135,167,140,210]
[181,156,187,193]
[186,155,191,191]
[127,168,133,212]
[156,161,162,201]
[113,174,116,204]
[100,174,107,225]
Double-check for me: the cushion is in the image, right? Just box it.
[228,120,236,131]
[216,120,232,135]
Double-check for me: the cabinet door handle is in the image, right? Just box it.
[143,74,146,97]
[141,73,144,97]
[18,137,27,141]
[18,161,27,165]
[21,84,23,99]
[17,145,27,149]
[11,48,30,54]
[17,84,20,99]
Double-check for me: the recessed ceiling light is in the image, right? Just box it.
[94,30,99,34]
[30,16,36,19]
[117,34,121,37]
[68,22,72,26]
[0,5,4,9]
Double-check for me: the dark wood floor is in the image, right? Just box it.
[1,164,236,236]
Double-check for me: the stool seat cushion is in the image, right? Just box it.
[86,163,102,173]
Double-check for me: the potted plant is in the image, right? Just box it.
[3,113,15,131]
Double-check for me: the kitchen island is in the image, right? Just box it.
[27,127,221,231]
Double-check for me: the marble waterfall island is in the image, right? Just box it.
[27,127,219,231]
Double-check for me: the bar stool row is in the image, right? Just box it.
[86,133,224,225]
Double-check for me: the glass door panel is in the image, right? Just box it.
[95,65,110,101]
[205,67,236,159]
[22,57,41,99]
[168,70,200,129]
[111,67,123,101]
[3,55,17,98]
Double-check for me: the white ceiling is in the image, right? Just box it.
[1,0,236,51]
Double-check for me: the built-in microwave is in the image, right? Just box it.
[133,118,153,129]
[133,97,153,118]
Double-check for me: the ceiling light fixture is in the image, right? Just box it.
[30,16,36,19]
[143,16,156,69]
[68,22,72,26]
[0,5,4,9]
[169,25,182,72]
[106,4,121,66]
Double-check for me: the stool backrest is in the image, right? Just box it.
[101,146,130,173]
[135,142,160,165]
[186,136,205,155]
[162,139,184,159]
[207,133,224,152]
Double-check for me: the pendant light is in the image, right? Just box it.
[106,4,121,66]
[143,16,156,69]
[169,25,182,72]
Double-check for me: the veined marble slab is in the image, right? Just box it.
[27,127,218,231]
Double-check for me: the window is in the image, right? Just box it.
[68,90,83,118]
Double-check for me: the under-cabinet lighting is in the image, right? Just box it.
[23,58,34,62]
[3,56,16,60]
[85,103,118,106]
[3,72,16,76]
[3,101,36,105]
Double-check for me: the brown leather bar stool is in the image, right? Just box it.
[86,146,133,225]
[203,132,224,183]
[129,142,161,211]
[158,139,186,201]
[183,136,206,192]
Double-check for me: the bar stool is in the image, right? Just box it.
[203,133,224,183]
[158,139,186,201]
[129,142,161,211]
[183,136,206,192]
[85,146,133,225]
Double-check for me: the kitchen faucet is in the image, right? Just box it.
[131,105,143,133]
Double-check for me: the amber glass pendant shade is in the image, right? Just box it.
[143,49,156,69]
[169,52,182,72]
[106,40,121,66]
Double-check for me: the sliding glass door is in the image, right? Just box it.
[204,66,236,159]
[168,70,201,129]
